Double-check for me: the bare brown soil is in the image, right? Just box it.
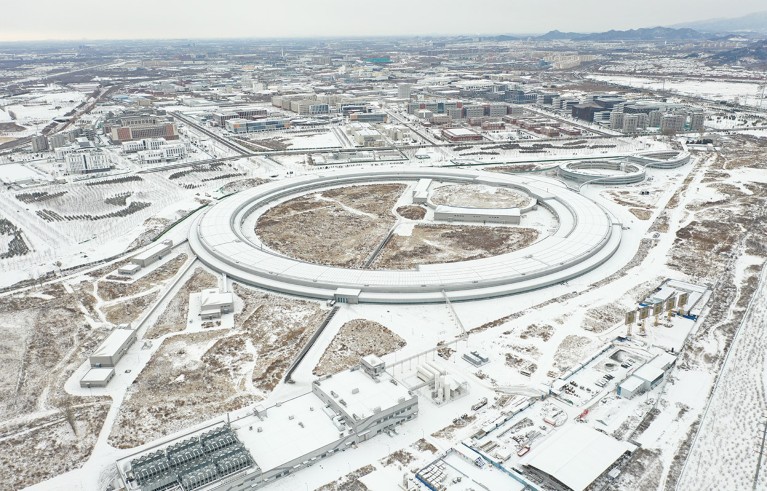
[313,319,406,376]
[103,291,159,325]
[396,205,426,220]
[233,284,325,391]
[629,208,653,220]
[0,286,109,420]
[552,335,595,375]
[0,286,111,488]
[373,224,539,270]
[108,331,257,448]
[145,268,219,339]
[518,323,554,342]
[317,464,375,491]
[97,254,187,301]
[256,184,404,268]
[0,403,110,489]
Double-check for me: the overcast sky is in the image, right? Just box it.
[1,0,765,41]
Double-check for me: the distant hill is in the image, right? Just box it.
[672,11,767,34]
[536,27,705,42]
[711,39,767,64]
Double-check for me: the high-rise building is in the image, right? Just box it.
[48,133,71,149]
[648,110,662,128]
[689,112,705,132]
[397,83,413,99]
[31,134,48,152]
[622,114,639,133]
[609,111,624,130]
[660,114,686,133]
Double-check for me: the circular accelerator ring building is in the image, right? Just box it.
[557,150,691,186]
[190,168,622,304]
[557,160,646,186]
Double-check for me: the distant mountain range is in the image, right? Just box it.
[712,39,767,64]
[672,10,767,34]
[535,27,705,42]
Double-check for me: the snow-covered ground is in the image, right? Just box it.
[588,74,766,105]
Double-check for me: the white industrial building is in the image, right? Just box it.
[122,138,167,153]
[433,205,521,224]
[520,424,636,491]
[617,352,676,399]
[138,142,187,165]
[90,328,137,368]
[131,240,173,267]
[348,123,384,147]
[412,178,432,204]
[65,150,111,174]
[199,289,234,320]
[116,357,417,491]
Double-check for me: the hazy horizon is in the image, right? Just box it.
[1,0,765,42]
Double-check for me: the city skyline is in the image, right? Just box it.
[1,0,765,42]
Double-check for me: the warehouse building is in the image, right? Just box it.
[617,352,677,399]
[131,240,173,267]
[90,328,137,368]
[412,178,432,203]
[520,424,636,491]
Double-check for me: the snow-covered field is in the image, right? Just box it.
[589,74,765,105]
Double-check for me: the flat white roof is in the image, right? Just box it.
[201,289,232,308]
[619,375,644,392]
[92,329,135,359]
[234,393,348,473]
[133,242,172,262]
[633,364,665,383]
[81,367,114,383]
[316,370,412,421]
[647,352,676,370]
[443,128,479,137]
[523,425,636,491]
[335,288,362,296]
[435,205,521,217]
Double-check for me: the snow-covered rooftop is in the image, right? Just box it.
[91,328,135,360]
[315,369,413,421]
[234,393,349,473]
[522,424,636,491]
